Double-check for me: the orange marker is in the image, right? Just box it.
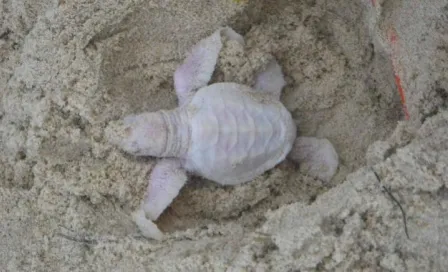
[388,29,410,120]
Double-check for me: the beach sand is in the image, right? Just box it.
[1,0,447,270]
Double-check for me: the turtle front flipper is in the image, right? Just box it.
[288,136,339,183]
[253,58,286,100]
[133,158,188,240]
[174,27,244,105]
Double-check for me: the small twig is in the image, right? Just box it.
[381,185,410,239]
[56,232,98,245]
[371,169,410,239]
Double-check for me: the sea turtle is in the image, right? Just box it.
[106,27,339,240]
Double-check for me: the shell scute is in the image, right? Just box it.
[185,82,296,185]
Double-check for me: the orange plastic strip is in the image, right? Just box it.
[389,29,410,120]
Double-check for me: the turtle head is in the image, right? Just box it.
[106,112,168,157]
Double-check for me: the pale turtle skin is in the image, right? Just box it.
[106,27,339,240]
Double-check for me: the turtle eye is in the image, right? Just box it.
[125,127,133,137]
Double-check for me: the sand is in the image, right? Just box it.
[1,0,447,271]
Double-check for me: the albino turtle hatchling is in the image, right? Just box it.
[106,27,339,240]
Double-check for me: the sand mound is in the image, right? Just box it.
[1,0,447,271]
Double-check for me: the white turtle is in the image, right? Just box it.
[106,27,339,240]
